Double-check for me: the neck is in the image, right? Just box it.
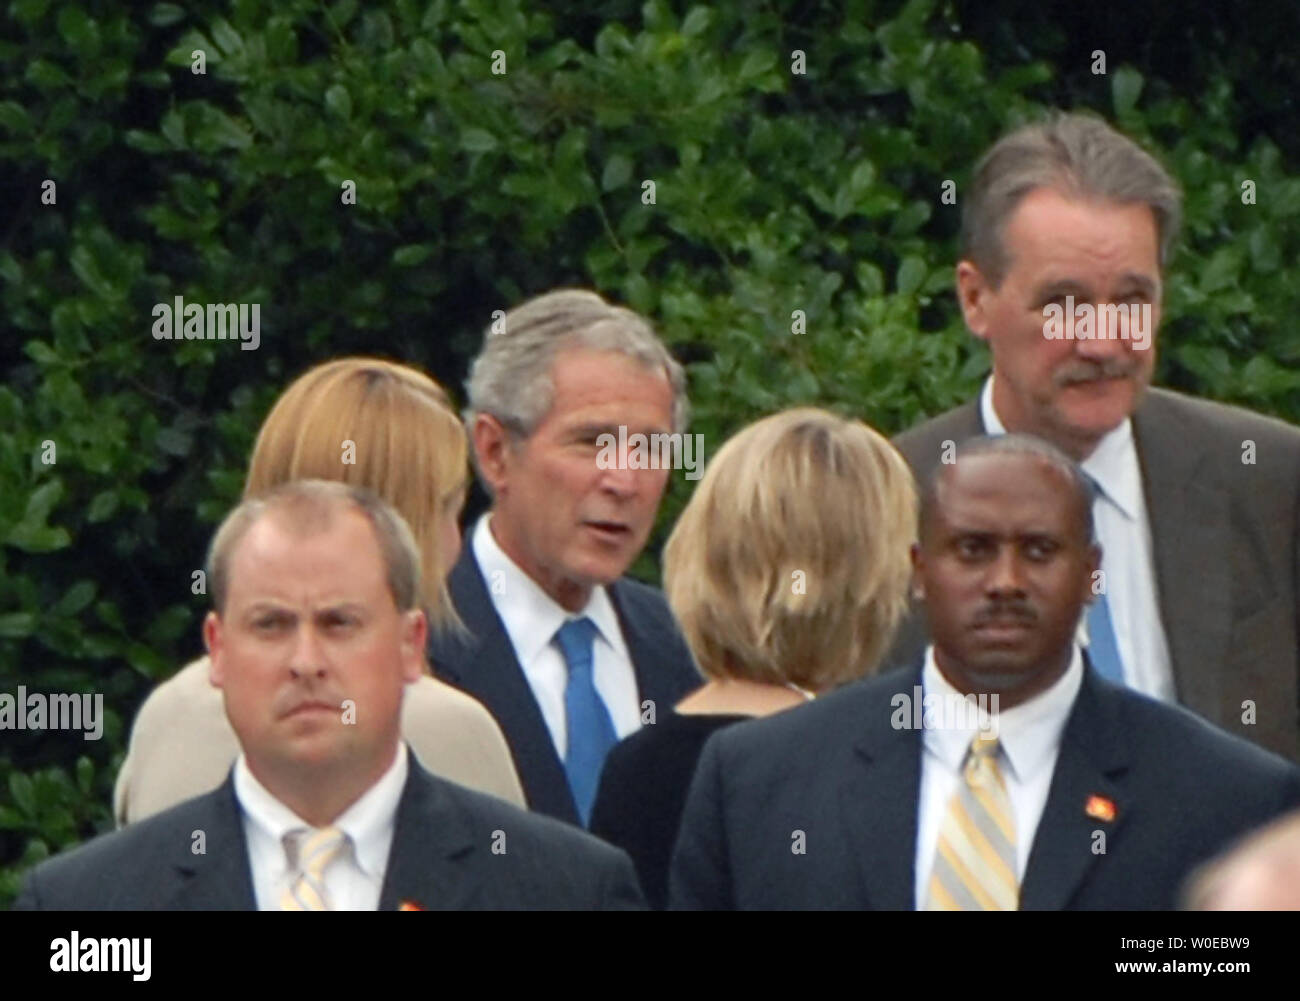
[249,743,398,827]
[934,647,1071,713]
[676,677,813,717]
[488,513,593,612]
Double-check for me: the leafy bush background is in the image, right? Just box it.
[3,0,1299,904]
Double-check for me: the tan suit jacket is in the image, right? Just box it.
[113,656,526,825]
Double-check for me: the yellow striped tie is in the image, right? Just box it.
[924,734,1019,911]
[281,827,349,911]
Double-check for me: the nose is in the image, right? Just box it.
[288,624,328,680]
[1073,301,1133,360]
[985,545,1027,599]
[599,460,640,499]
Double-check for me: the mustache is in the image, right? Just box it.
[971,602,1037,627]
[1053,358,1137,387]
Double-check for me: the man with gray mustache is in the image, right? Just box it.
[893,111,1300,762]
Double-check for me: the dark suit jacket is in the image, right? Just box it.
[892,387,1300,761]
[15,756,645,910]
[669,663,1300,910]
[429,546,701,825]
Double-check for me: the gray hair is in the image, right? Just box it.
[919,434,1097,546]
[207,479,422,614]
[961,111,1183,287]
[464,288,689,440]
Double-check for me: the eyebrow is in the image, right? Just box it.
[1033,273,1159,302]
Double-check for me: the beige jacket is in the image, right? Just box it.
[113,656,525,825]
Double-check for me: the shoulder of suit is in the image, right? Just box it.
[892,400,982,475]
[23,788,223,893]
[1141,387,1300,450]
[610,574,672,617]
[1100,680,1299,784]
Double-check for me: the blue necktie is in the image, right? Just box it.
[1082,472,1125,684]
[553,617,618,826]
[1085,589,1125,684]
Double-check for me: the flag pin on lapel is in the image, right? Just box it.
[398,900,425,911]
[1085,795,1116,822]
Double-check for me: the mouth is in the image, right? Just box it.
[282,701,337,720]
[971,614,1036,642]
[583,520,633,544]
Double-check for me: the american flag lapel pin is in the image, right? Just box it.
[398,899,425,911]
[1085,794,1116,822]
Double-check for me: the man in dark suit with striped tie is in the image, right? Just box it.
[16,481,643,910]
[430,289,700,827]
[670,436,1300,910]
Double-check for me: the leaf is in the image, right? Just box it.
[1112,66,1144,118]
[897,256,927,296]
[9,774,36,818]
[681,7,713,37]
[324,84,352,119]
[53,581,96,617]
[601,154,633,191]
[460,127,498,153]
[0,613,36,638]
[392,244,433,266]
[148,3,186,27]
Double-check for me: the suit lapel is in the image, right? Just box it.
[1132,393,1230,717]
[164,777,257,910]
[1020,667,1130,910]
[430,550,579,824]
[378,766,481,910]
[609,581,669,709]
[838,679,923,910]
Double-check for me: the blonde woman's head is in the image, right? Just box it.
[664,408,916,690]
[244,357,468,631]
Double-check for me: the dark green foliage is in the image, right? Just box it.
[2,0,1298,904]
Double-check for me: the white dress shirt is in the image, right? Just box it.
[234,742,408,911]
[472,513,642,758]
[913,644,1083,908]
[980,377,1175,702]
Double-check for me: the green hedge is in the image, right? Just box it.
[3,0,1299,905]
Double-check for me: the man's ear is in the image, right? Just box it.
[909,542,925,600]
[1084,542,1103,605]
[956,260,993,342]
[400,609,428,685]
[204,611,225,688]
[471,413,513,497]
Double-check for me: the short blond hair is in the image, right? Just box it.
[664,408,916,690]
[244,357,467,631]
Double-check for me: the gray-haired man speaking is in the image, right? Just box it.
[430,290,701,826]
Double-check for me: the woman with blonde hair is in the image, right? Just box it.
[114,358,524,824]
[590,407,917,907]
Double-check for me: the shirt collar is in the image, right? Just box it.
[234,741,408,878]
[471,512,625,660]
[921,642,1084,783]
[979,376,1141,521]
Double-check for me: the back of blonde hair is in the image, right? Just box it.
[244,357,468,631]
[664,408,916,690]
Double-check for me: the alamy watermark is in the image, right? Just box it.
[1042,296,1152,351]
[0,687,103,740]
[151,296,260,350]
[890,685,1000,737]
[595,426,704,481]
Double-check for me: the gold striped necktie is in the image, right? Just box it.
[924,733,1019,910]
[281,826,349,911]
